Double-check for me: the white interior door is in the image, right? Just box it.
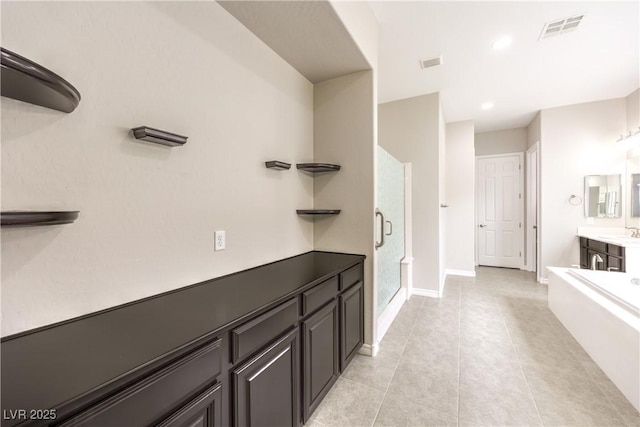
[477,154,523,268]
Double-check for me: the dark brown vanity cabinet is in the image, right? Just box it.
[1,253,365,427]
[579,237,626,272]
[232,328,300,427]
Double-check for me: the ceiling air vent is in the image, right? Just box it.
[419,55,442,69]
[539,14,585,40]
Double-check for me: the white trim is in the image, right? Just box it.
[411,288,440,298]
[525,142,540,274]
[401,257,413,300]
[358,343,379,357]
[445,269,476,277]
[539,277,549,285]
[376,288,407,343]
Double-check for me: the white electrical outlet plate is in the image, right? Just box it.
[215,230,226,251]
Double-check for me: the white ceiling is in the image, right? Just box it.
[369,1,640,132]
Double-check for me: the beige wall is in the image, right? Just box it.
[445,121,476,275]
[378,93,442,295]
[475,127,527,156]
[540,98,627,279]
[527,112,541,149]
[626,88,640,131]
[313,70,376,345]
[1,2,314,336]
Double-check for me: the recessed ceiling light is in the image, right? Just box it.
[481,102,494,110]
[492,37,512,50]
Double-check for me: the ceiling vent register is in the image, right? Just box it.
[419,55,442,70]
[539,15,585,40]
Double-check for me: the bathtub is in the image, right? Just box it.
[548,267,640,411]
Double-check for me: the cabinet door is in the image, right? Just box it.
[233,328,300,427]
[157,383,222,427]
[302,300,339,422]
[607,256,623,272]
[579,244,588,269]
[339,281,364,372]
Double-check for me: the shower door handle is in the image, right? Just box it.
[375,209,385,250]
[385,220,393,236]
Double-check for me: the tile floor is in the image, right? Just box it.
[307,267,640,426]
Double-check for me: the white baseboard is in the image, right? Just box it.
[358,343,379,357]
[539,277,549,285]
[376,288,407,343]
[411,288,440,298]
[445,269,476,277]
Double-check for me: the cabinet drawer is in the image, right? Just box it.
[60,338,222,426]
[301,277,339,317]
[588,239,607,253]
[339,264,362,291]
[232,298,298,364]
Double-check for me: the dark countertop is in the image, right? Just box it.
[1,251,365,423]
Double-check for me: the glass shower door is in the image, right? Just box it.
[376,146,405,315]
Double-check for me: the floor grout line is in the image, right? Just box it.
[370,299,423,426]
[496,292,545,427]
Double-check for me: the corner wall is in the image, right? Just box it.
[313,70,376,345]
[378,93,443,295]
[1,2,314,336]
[445,121,476,275]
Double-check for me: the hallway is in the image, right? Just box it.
[308,267,640,426]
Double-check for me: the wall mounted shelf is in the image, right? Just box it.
[265,161,291,170]
[0,47,81,113]
[296,210,341,216]
[1,211,79,228]
[296,163,341,173]
[132,126,188,147]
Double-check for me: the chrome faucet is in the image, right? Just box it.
[626,227,640,238]
[591,253,604,270]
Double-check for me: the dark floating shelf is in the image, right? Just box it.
[265,161,291,170]
[132,126,188,147]
[1,211,79,228]
[296,163,341,173]
[1,47,81,113]
[296,210,341,216]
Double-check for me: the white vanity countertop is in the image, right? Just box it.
[577,227,640,248]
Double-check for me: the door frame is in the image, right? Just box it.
[525,143,540,276]
[475,152,525,269]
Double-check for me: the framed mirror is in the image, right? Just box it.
[584,174,622,218]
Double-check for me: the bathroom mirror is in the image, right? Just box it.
[627,147,640,226]
[584,174,622,218]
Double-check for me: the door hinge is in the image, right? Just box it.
[519,222,522,229]
[519,164,521,170]
[519,193,522,199]
[519,251,522,257]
